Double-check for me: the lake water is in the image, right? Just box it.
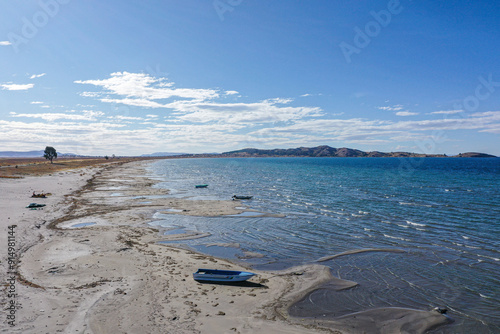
[147,157,499,333]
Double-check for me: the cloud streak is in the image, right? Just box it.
[378,104,404,111]
[429,110,464,115]
[10,110,104,122]
[396,111,419,116]
[30,73,46,79]
[1,83,34,91]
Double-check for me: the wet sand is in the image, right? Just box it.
[0,159,450,333]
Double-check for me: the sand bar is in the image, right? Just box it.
[1,159,450,333]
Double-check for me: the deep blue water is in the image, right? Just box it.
[147,157,500,333]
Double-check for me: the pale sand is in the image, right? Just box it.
[1,160,450,333]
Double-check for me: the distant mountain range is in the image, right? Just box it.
[140,152,187,157]
[1,146,496,158]
[220,146,497,158]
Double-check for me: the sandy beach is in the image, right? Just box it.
[1,159,450,333]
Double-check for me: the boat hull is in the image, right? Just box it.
[232,195,253,200]
[27,203,46,208]
[193,269,256,282]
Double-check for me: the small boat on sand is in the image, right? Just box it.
[232,195,253,200]
[193,269,256,282]
[195,184,208,188]
[27,203,46,208]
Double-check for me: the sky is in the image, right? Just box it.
[1,0,500,156]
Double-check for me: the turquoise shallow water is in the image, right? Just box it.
[148,157,500,333]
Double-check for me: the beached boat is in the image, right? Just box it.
[195,184,208,188]
[193,269,256,282]
[26,203,46,208]
[232,195,253,200]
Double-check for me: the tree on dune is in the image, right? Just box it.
[43,146,57,163]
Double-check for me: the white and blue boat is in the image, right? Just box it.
[193,269,256,282]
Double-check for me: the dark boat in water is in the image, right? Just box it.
[232,195,253,200]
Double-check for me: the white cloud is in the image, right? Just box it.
[0,41,12,46]
[100,97,167,108]
[395,111,419,116]
[264,98,293,104]
[80,92,101,97]
[108,115,144,121]
[75,72,219,101]
[76,72,324,125]
[250,111,500,145]
[301,93,323,97]
[378,105,404,111]
[0,118,246,155]
[429,109,463,115]
[82,110,105,117]
[470,111,500,118]
[10,110,104,121]
[168,100,323,124]
[2,109,499,156]
[30,73,46,79]
[30,101,44,104]
[1,83,34,91]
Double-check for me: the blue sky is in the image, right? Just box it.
[1,0,499,156]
